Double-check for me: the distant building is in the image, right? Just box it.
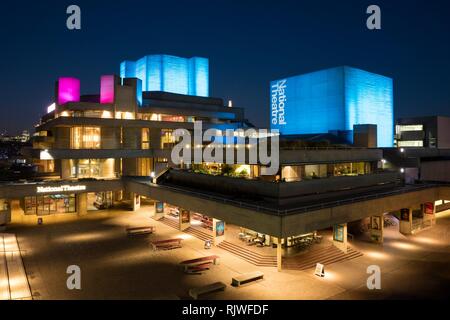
[395,116,450,148]
[120,54,209,97]
[270,66,394,147]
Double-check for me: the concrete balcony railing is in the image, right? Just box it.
[163,169,402,205]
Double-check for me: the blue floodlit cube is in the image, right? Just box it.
[270,66,394,147]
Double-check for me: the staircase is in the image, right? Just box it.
[217,241,277,267]
[185,227,213,242]
[153,217,362,270]
[282,245,363,270]
[154,216,179,230]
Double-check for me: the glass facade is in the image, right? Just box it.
[120,54,209,97]
[70,127,101,149]
[281,162,373,181]
[69,159,115,178]
[25,194,76,215]
[270,67,394,147]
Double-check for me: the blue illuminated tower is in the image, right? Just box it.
[120,54,209,97]
[270,66,394,147]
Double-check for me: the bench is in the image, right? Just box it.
[184,263,212,274]
[126,226,155,236]
[189,282,226,300]
[180,255,220,272]
[232,271,264,287]
[150,238,182,251]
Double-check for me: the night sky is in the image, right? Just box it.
[1,0,449,134]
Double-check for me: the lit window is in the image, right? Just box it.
[71,127,101,149]
[398,141,423,147]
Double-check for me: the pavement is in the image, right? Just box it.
[6,207,450,300]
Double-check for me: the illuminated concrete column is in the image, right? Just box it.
[6,199,21,223]
[0,199,10,231]
[212,219,225,246]
[369,215,384,244]
[275,237,282,272]
[179,208,191,231]
[76,193,87,216]
[153,201,164,220]
[422,202,436,227]
[332,223,348,253]
[399,208,412,235]
[131,193,140,211]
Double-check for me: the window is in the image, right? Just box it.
[142,128,150,149]
[161,129,176,149]
[70,159,115,178]
[25,194,76,215]
[71,127,101,149]
[396,125,423,133]
[398,141,424,147]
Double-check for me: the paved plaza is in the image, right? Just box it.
[6,207,450,300]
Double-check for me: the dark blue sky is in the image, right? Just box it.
[1,0,449,134]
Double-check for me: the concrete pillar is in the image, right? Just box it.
[10,199,23,222]
[276,237,282,272]
[76,193,87,216]
[0,199,10,231]
[153,201,164,220]
[422,202,436,227]
[369,215,384,243]
[179,208,191,231]
[332,223,348,253]
[212,218,225,246]
[131,193,140,211]
[399,208,412,235]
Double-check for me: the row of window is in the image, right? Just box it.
[69,127,178,150]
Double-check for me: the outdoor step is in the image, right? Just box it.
[218,242,277,261]
[283,247,363,270]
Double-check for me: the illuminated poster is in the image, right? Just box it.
[181,209,190,223]
[155,202,164,214]
[216,221,225,237]
[371,216,382,231]
[424,202,434,215]
[333,224,344,243]
[400,208,410,221]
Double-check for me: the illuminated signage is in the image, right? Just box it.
[36,185,86,193]
[47,103,56,113]
[269,67,394,147]
[270,79,287,126]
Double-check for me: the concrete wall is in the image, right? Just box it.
[126,178,449,238]
[53,127,70,149]
[164,169,400,205]
[282,186,441,236]
[437,117,450,148]
[125,180,283,237]
[101,127,120,149]
[280,148,382,164]
[420,160,450,182]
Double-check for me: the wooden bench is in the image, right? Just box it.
[150,238,182,251]
[179,255,220,272]
[189,282,226,300]
[232,271,264,287]
[126,226,155,236]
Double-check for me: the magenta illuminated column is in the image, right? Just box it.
[58,77,80,105]
[100,75,115,104]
